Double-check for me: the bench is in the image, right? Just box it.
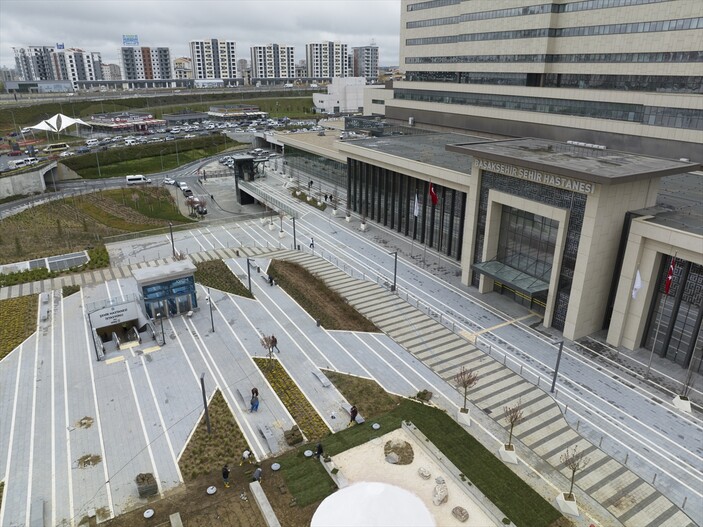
[249,481,282,527]
[341,402,365,425]
[169,512,184,527]
[258,424,277,453]
[312,370,331,387]
[260,274,275,286]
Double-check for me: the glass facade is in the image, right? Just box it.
[347,159,465,260]
[142,275,197,318]
[394,88,703,130]
[406,51,703,65]
[285,146,347,190]
[645,258,703,372]
[474,171,587,330]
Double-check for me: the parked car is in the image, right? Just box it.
[182,188,193,197]
[178,181,188,190]
[76,147,90,154]
[59,151,75,157]
[163,177,176,185]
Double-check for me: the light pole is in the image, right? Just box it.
[200,373,211,435]
[168,221,175,257]
[550,341,565,393]
[95,150,102,178]
[246,258,254,293]
[206,288,215,332]
[389,250,398,292]
[156,312,165,345]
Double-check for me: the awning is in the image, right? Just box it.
[471,260,550,296]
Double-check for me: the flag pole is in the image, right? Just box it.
[645,253,677,380]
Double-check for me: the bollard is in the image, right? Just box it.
[624,453,628,465]
[682,497,687,509]
[520,365,523,375]
[537,376,540,387]
[316,319,321,327]
[564,404,568,416]
[652,473,656,484]
[599,436,603,448]
[576,420,580,431]
[503,353,507,365]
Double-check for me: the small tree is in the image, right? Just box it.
[454,367,479,412]
[259,333,274,361]
[503,400,524,450]
[560,445,591,501]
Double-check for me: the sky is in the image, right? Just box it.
[0,0,402,70]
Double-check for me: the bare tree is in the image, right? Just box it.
[259,333,274,361]
[454,367,479,412]
[503,400,524,450]
[560,445,591,500]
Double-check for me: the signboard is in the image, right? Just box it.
[122,34,139,46]
[56,43,65,50]
[90,302,140,328]
[474,159,595,194]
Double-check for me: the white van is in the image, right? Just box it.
[125,138,137,146]
[10,159,28,169]
[25,157,38,165]
[86,139,99,147]
[126,175,152,185]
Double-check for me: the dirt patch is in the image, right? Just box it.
[77,454,101,468]
[77,416,94,429]
[384,439,414,465]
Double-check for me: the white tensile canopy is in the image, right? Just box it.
[30,113,91,133]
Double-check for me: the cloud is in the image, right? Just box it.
[0,0,401,69]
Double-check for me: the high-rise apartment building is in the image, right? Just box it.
[101,63,121,81]
[189,39,237,80]
[120,47,172,80]
[13,46,102,84]
[352,45,379,82]
[306,41,349,78]
[250,44,295,79]
[173,57,193,79]
[394,0,703,160]
[14,46,56,81]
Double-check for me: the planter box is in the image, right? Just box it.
[259,217,266,225]
[268,223,275,231]
[457,408,471,427]
[360,223,368,232]
[499,444,518,464]
[332,209,338,217]
[136,473,158,498]
[278,230,285,239]
[345,215,351,223]
[673,395,692,413]
[556,493,579,516]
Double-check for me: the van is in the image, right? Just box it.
[10,159,28,169]
[43,143,70,153]
[86,139,99,147]
[25,157,38,165]
[125,175,152,185]
[125,138,137,146]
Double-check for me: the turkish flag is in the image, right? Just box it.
[429,183,438,206]
[664,257,676,295]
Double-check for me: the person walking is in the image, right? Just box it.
[222,464,231,488]
[250,394,259,412]
[309,237,315,249]
[240,449,253,466]
[271,335,280,353]
[251,387,259,398]
[314,442,324,459]
[348,405,358,427]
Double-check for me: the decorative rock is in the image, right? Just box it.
[432,480,449,506]
[385,452,399,464]
[452,506,469,522]
[418,467,431,480]
[435,476,445,484]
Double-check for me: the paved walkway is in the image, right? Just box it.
[0,245,697,527]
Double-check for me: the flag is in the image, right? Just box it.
[631,269,642,299]
[429,183,438,206]
[664,257,676,295]
[414,192,419,217]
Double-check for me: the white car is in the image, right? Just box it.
[184,134,196,139]
[163,177,176,185]
[59,151,75,157]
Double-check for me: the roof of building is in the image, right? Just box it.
[447,138,700,185]
[342,132,489,174]
[638,172,703,235]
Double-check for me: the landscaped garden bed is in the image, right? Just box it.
[0,295,39,360]
[253,357,329,442]
[194,259,254,299]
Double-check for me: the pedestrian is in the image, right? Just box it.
[314,442,324,459]
[268,274,274,286]
[222,464,230,488]
[324,194,328,202]
[240,449,253,466]
[251,387,259,398]
[252,467,262,482]
[309,237,315,249]
[250,394,259,412]
[347,405,358,427]
[272,335,280,353]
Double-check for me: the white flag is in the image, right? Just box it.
[632,269,642,299]
[414,192,419,217]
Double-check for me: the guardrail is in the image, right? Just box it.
[238,179,299,219]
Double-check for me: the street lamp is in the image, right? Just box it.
[206,288,215,332]
[95,150,102,178]
[156,312,165,346]
[389,251,398,292]
[550,341,565,393]
[168,221,175,257]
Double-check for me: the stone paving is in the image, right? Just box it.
[0,243,698,526]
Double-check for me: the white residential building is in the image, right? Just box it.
[189,39,237,80]
[306,41,348,78]
[250,44,295,79]
[120,47,172,80]
[312,77,367,114]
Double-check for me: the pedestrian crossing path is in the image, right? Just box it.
[0,247,695,527]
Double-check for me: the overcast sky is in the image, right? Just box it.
[0,0,402,70]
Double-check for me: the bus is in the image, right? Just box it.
[43,143,70,153]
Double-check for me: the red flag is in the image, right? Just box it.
[664,257,676,295]
[429,183,438,206]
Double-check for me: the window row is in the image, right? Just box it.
[405,51,703,64]
[406,18,702,45]
[405,71,703,94]
[407,0,669,28]
[394,89,703,130]
[407,0,460,11]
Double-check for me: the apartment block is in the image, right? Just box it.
[250,44,295,79]
[306,41,349,78]
[189,39,237,80]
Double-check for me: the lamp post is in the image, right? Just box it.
[246,258,254,293]
[206,287,215,332]
[168,221,175,257]
[389,250,398,292]
[550,341,565,393]
[95,150,102,178]
[156,312,165,345]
